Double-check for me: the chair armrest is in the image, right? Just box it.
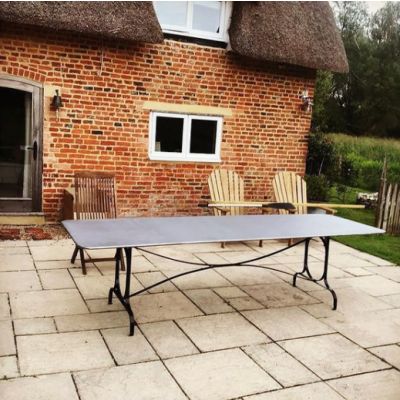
[263,202,296,213]
[308,205,337,214]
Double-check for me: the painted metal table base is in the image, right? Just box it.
[107,237,337,336]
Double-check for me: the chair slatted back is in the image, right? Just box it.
[74,172,117,220]
[273,171,307,214]
[208,169,244,216]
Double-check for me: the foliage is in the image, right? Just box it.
[305,174,331,201]
[329,133,400,190]
[306,132,339,179]
[312,2,400,138]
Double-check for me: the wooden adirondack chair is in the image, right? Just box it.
[208,169,265,247]
[70,172,125,274]
[272,171,335,215]
[272,171,335,245]
[208,169,245,217]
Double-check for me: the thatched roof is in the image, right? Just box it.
[229,2,349,73]
[0,1,347,73]
[0,1,163,43]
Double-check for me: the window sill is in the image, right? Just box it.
[163,33,228,49]
[149,154,221,164]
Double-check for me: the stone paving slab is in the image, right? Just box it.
[101,327,158,365]
[74,275,143,300]
[0,373,79,400]
[140,320,199,359]
[184,288,234,314]
[0,355,19,379]
[14,317,57,335]
[242,282,319,308]
[243,343,319,387]
[0,271,41,293]
[165,348,281,400]
[280,333,388,379]
[0,293,10,319]
[345,275,400,296]
[328,369,400,400]
[0,320,16,356]
[165,268,232,290]
[10,289,88,318]
[35,260,76,270]
[322,310,400,347]
[244,382,345,400]
[131,291,203,324]
[55,311,128,332]
[17,331,114,375]
[228,296,264,311]
[369,345,400,369]
[365,265,400,282]
[29,243,76,261]
[135,271,177,293]
[243,307,333,341]
[38,269,75,289]
[176,312,269,351]
[0,254,35,272]
[309,287,392,315]
[74,362,187,400]
[216,266,283,286]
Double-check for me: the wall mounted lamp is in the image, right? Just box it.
[299,89,313,112]
[51,89,63,119]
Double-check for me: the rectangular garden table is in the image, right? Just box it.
[62,214,383,335]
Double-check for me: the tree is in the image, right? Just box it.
[312,2,400,138]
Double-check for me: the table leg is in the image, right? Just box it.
[320,237,338,310]
[293,238,312,286]
[108,247,137,336]
[292,237,337,310]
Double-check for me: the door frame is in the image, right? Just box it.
[0,74,43,212]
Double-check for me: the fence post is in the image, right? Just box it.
[375,158,387,228]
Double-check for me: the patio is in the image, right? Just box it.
[1,237,400,399]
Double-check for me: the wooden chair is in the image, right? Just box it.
[272,171,335,215]
[208,169,264,247]
[273,171,335,245]
[70,172,125,274]
[208,169,245,217]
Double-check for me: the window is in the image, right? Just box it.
[154,1,231,42]
[149,112,223,162]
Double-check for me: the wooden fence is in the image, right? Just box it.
[375,160,400,234]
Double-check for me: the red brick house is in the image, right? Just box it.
[0,1,348,234]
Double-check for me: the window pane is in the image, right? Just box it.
[154,1,188,28]
[190,119,217,154]
[155,116,184,153]
[192,1,221,33]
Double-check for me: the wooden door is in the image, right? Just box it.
[0,75,43,212]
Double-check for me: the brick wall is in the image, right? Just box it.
[0,25,315,222]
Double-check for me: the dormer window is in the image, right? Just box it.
[154,1,231,42]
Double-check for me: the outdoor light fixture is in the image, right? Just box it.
[299,89,313,112]
[51,89,63,119]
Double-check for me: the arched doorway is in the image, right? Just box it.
[0,75,43,212]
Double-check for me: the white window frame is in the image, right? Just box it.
[155,1,232,42]
[149,111,223,162]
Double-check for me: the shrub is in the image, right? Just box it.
[306,132,339,180]
[328,133,400,191]
[338,155,359,187]
[305,175,331,201]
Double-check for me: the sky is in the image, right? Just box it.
[364,1,388,14]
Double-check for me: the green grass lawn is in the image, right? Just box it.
[329,186,400,265]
